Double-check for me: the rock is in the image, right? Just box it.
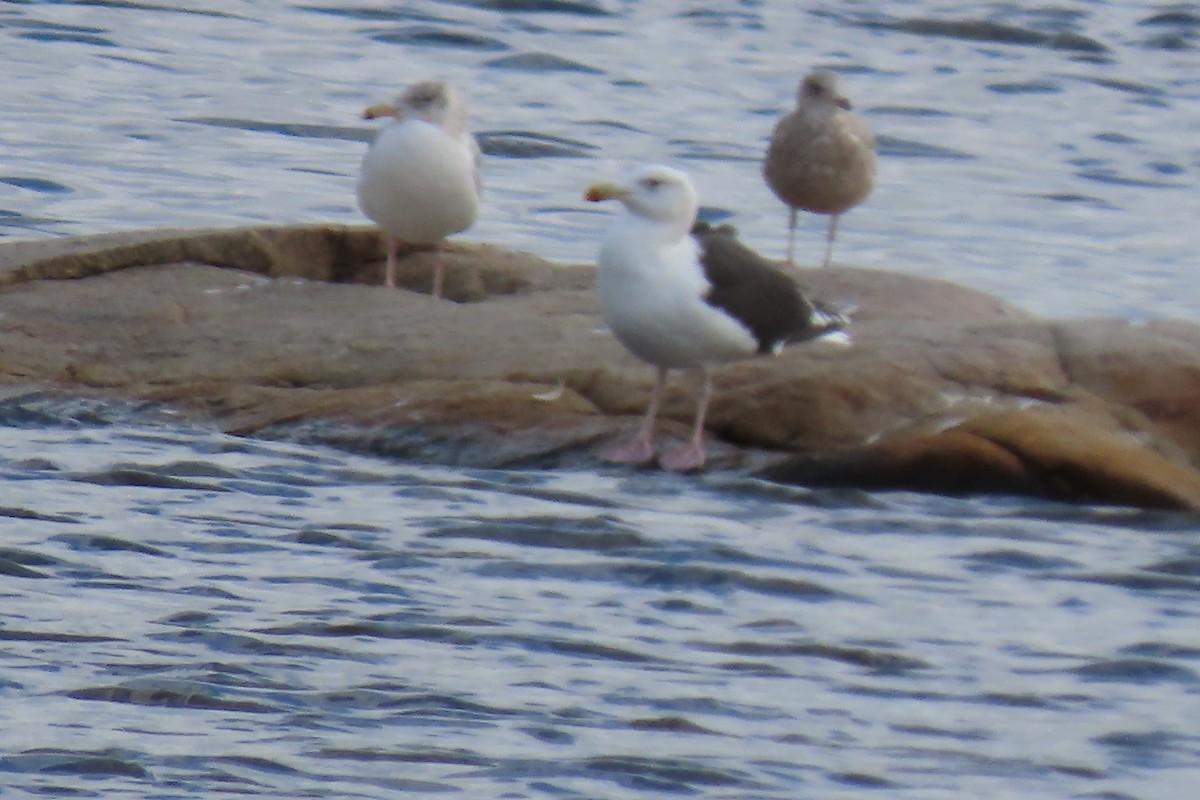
[2,223,1200,510]
[762,405,1200,511]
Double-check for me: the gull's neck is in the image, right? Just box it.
[618,212,692,247]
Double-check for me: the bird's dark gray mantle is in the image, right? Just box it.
[4,223,1200,512]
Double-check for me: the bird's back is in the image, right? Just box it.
[694,223,848,351]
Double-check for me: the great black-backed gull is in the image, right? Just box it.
[357,80,481,298]
[585,164,848,472]
[763,70,877,268]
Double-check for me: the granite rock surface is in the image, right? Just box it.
[2,223,1199,510]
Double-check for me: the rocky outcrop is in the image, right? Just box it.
[2,223,1200,511]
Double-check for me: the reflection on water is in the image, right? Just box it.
[0,1,1197,320]
[1,408,1198,797]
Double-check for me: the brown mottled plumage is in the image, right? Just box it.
[763,71,877,267]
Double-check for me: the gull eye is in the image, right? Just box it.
[641,177,663,190]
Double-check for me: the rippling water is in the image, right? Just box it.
[3,3,1200,797]
[1,401,1199,798]
[1,1,1197,319]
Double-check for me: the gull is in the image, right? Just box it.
[763,70,877,267]
[357,80,481,298]
[585,164,848,472]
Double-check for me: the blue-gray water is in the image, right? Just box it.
[2,398,1200,798]
[2,2,1199,798]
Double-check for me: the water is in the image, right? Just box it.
[2,408,1199,798]
[2,2,1200,797]
[1,1,1197,319]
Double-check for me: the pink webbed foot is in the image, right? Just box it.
[600,437,656,465]
[659,441,707,473]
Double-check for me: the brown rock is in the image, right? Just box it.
[763,404,1200,511]
[2,223,1200,509]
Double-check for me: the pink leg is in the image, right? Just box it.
[786,207,798,266]
[384,236,398,289]
[660,368,712,472]
[601,366,667,465]
[822,214,840,268]
[431,242,444,300]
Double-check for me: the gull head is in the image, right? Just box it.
[362,80,468,131]
[798,70,852,111]
[585,164,699,231]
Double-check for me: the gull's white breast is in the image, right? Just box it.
[357,119,479,243]
[597,221,757,368]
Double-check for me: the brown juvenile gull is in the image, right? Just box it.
[357,80,481,297]
[585,164,848,473]
[763,70,877,267]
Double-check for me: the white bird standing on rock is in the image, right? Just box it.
[763,70,877,268]
[585,164,848,472]
[357,80,481,298]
